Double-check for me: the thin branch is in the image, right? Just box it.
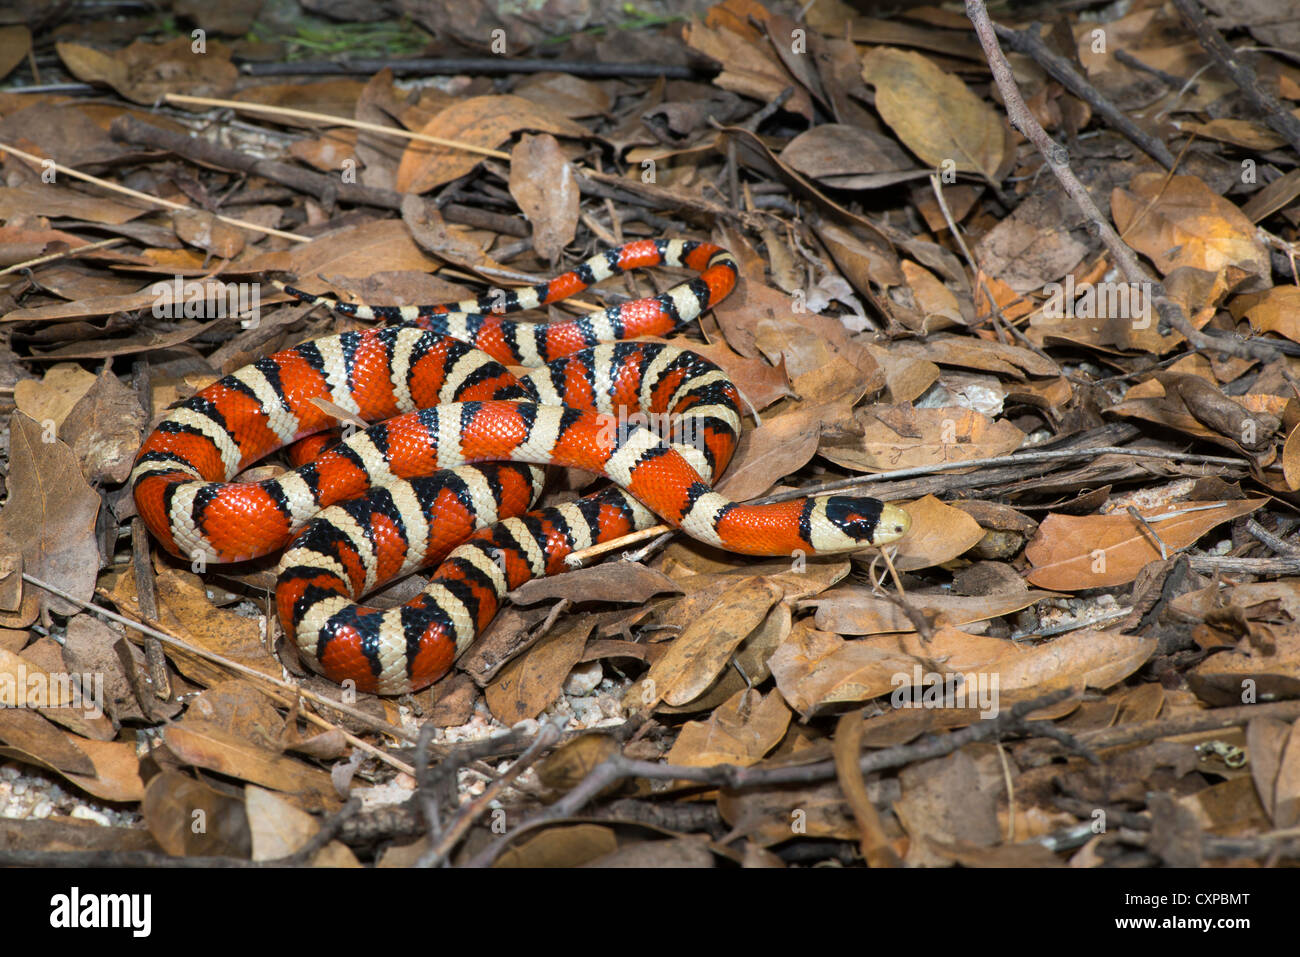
[164,94,511,160]
[23,572,421,749]
[466,689,1087,867]
[0,142,308,242]
[1171,0,1300,155]
[992,21,1177,168]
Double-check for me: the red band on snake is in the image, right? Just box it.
[132,240,910,694]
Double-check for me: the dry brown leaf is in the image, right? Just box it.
[246,785,360,865]
[509,562,679,607]
[1243,286,1300,343]
[110,565,282,685]
[485,619,594,724]
[641,577,781,708]
[172,209,247,259]
[1025,499,1266,590]
[0,26,31,81]
[161,721,338,812]
[683,21,813,120]
[142,770,251,858]
[495,824,618,867]
[396,94,585,194]
[902,260,965,325]
[245,219,441,294]
[664,688,791,767]
[0,707,93,774]
[768,622,921,718]
[57,37,236,105]
[0,413,100,616]
[59,364,147,484]
[1285,422,1300,491]
[1111,173,1269,283]
[0,183,148,226]
[12,364,97,430]
[1188,631,1300,707]
[803,585,1058,636]
[860,46,1007,179]
[508,133,579,263]
[892,496,986,572]
[819,404,1025,473]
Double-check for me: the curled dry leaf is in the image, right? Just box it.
[682,20,813,120]
[1284,423,1300,491]
[0,707,93,773]
[1187,631,1300,708]
[142,770,251,858]
[495,824,619,868]
[161,721,339,813]
[171,209,246,259]
[1241,286,1300,343]
[484,619,594,724]
[780,123,921,189]
[768,622,922,718]
[508,133,579,263]
[56,37,237,105]
[59,364,147,484]
[802,585,1059,636]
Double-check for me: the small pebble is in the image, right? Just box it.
[563,660,604,696]
[70,806,111,826]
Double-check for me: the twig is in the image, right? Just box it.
[1245,519,1300,556]
[1126,505,1170,560]
[1078,698,1300,750]
[466,689,1087,866]
[22,571,421,748]
[0,142,308,243]
[419,719,564,867]
[164,94,511,161]
[992,21,1177,168]
[1186,554,1300,575]
[967,2,1287,364]
[0,236,125,277]
[237,58,701,80]
[1114,49,1192,90]
[1170,0,1300,155]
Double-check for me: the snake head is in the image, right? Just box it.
[822,496,911,549]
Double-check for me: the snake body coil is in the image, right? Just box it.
[132,240,909,693]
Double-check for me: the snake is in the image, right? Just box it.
[131,239,910,694]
